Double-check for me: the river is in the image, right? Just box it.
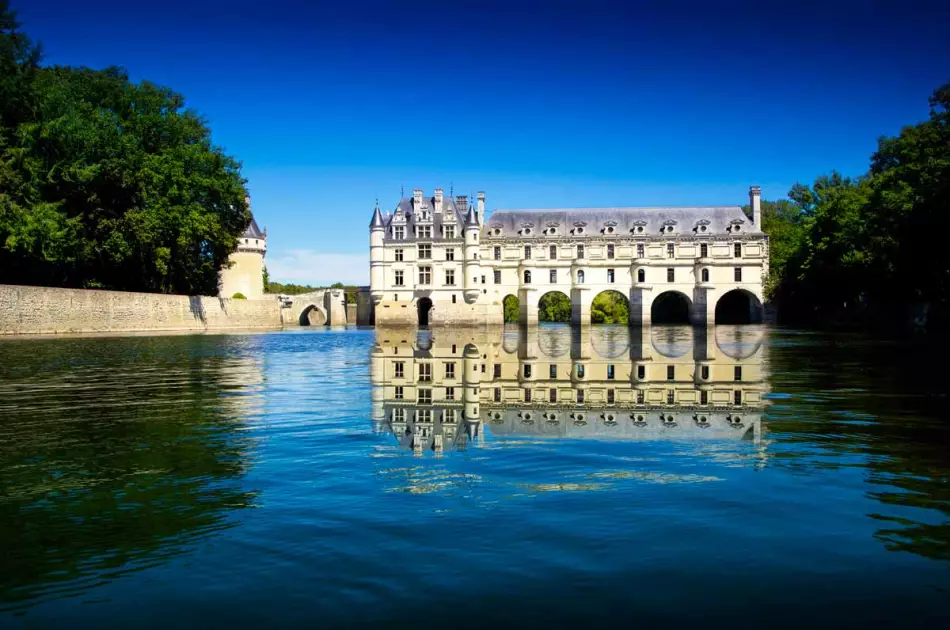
[1,325,948,627]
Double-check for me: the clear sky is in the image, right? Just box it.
[15,0,949,285]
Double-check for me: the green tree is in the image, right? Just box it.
[503,294,520,323]
[0,3,250,295]
[591,290,629,324]
[538,292,571,322]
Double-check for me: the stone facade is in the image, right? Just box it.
[0,284,281,335]
[220,201,266,300]
[371,325,769,455]
[369,187,769,326]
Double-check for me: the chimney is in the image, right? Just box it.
[749,186,761,230]
[476,191,485,225]
[456,195,468,213]
[413,188,423,211]
[434,188,443,214]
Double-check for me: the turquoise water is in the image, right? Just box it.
[1,326,948,628]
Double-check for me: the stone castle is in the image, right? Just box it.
[219,197,267,300]
[369,187,769,326]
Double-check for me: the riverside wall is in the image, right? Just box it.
[0,284,282,335]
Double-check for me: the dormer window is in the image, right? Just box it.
[575,227,584,235]
[695,219,710,234]
[394,226,405,240]
[631,221,647,235]
[523,228,531,235]
[604,221,617,235]
[728,219,745,234]
[661,220,677,235]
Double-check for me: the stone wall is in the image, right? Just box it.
[0,284,281,335]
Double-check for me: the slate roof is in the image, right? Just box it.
[243,217,265,239]
[482,206,758,237]
[379,196,467,240]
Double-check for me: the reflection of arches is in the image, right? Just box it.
[537,325,572,358]
[650,325,695,358]
[651,291,692,324]
[417,297,433,326]
[715,325,765,359]
[503,294,520,324]
[591,290,629,325]
[538,291,571,323]
[715,289,763,324]
[590,326,630,359]
[502,326,521,354]
[300,304,327,326]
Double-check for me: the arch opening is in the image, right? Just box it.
[300,305,326,326]
[417,297,433,327]
[651,291,692,324]
[715,289,763,324]
[591,290,629,325]
[503,294,520,323]
[538,291,571,323]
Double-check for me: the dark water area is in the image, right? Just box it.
[1,325,948,628]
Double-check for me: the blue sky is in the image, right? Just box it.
[15,0,949,285]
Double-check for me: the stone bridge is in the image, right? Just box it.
[279,287,375,326]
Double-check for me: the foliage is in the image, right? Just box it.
[330,281,344,288]
[503,294,520,323]
[0,2,249,295]
[231,292,246,299]
[591,291,628,324]
[265,281,319,295]
[538,292,570,323]
[262,265,269,288]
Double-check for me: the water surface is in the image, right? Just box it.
[1,326,948,628]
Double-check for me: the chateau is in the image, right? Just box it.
[369,187,768,326]
[219,197,267,300]
[371,326,768,455]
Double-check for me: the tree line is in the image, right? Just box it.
[0,1,250,296]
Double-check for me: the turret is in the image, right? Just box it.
[463,343,482,427]
[369,202,385,304]
[462,202,481,304]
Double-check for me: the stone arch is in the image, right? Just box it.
[300,304,327,326]
[715,289,763,324]
[503,294,520,324]
[417,297,433,327]
[591,290,629,325]
[537,291,571,323]
[651,291,693,324]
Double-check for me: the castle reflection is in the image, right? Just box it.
[371,324,770,455]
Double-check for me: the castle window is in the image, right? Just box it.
[637,269,645,283]
[445,409,456,423]
[577,364,585,378]
[494,364,501,378]
[494,246,501,260]
[577,270,585,284]
[607,364,615,380]
[395,386,404,400]
[419,389,432,404]
[734,366,742,381]
[700,243,708,258]
[445,362,456,379]
[418,225,432,239]
[445,269,455,286]
[395,248,404,262]
[637,243,645,258]
[606,226,615,235]
[700,390,708,405]
[446,248,455,261]
[244,239,248,244]
[494,270,501,284]
[481,275,486,284]
[524,270,532,284]
[637,365,645,379]
[667,390,675,404]
[607,244,615,259]
[419,363,432,382]
[577,245,585,259]
[418,244,431,259]
[550,245,557,259]
[451,294,456,303]
[702,268,709,283]
[524,388,532,403]
[494,388,501,402]
[667,366,674,381]
[394,408,405,423]
[701,365,709,380]
[524,364,532,378]
[734,267,742,282]
[419,267,431,285]
[637,390,644,404]
[550,364,557,378]
[445,386,455,400]
[394,362,404,378]
[667,268,674,282]
[523,228,531,235]
[394,270,404,286]
[550,269,557,283]
[734,390,742,405]
[394,226,405,240]
[734,243,742,258]
[550,388,557,403]
[577,389,585,403]
[445,225,455,239]
[576,227,585,235]
[607,269,615,283]
[525,245,532,259]
[607,389,615,404]
[667,243,675,258]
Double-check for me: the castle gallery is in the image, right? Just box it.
[369,187,768,326]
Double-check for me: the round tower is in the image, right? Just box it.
[462,202,481,304]
[219,195,266,300]
[369,201,385,305]
[463,343,482,424]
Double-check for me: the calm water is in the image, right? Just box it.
[1,325,948,628]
